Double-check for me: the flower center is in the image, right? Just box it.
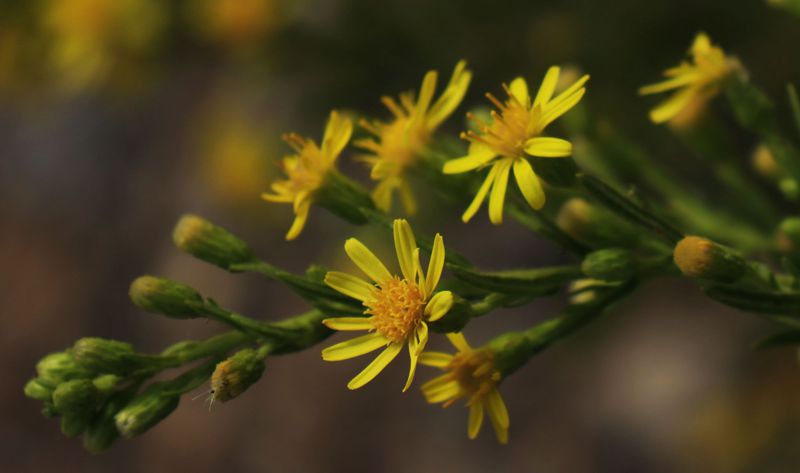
[365,276,424,343]
[282,133,327,193]
[447,349,500,405]
[463,90,532,159]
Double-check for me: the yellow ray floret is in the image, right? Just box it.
[261,111,352,240]
[321,219,454,391]
[639,32,738,125]
[443,66,589,225]
[420,333,509,443]
[357,61,472,215]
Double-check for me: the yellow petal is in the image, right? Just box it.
[425,291,453,322]
[322,332,387,361]
[285,200,310,240]
[461,164,499,223]
[486,388,510,429]
[421,378,460,403]
[261,192,294,203]
[533,66,560,107]
[399,179,417,216]
[488,159,512,225]
[324,271,375,301]
[486,390,509,444]
[393,219,418,282]
[442,144,496,174]
[321,110,353,162]
[418,351,454,368]
[468,403,484,439]
[638,73,699,95]
[524,136,572,158]
[512,158,545,211]
[425,233,445,296]
[371,179,394,213]
[648,87,695,124]
[322,316,373,331]
[427,60,472,129]
[539,87,586,130]
[509,77,529,105]
[415,70,438,117]
[402,322,428,392]
[347,342,403,390]
[547,74,590,109]
[344,238,392,283]
[446,332,471,352]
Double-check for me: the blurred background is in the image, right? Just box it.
[4,0,800,471]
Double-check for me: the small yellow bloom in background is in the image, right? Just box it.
[420,333,509,443]
[639,32,738,125]
[321,219,454,391]
[443,66,589,224]
[261,111,352,240]
[357,61,472,215]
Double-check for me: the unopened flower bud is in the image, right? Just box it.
[52,379,99,414]
[72,338,142,375]
[673,236,747,283]
[61,412,92,438]
[556,198,637,248]
[24,378,57,401]
[115,388,179,438]
[752,144,780,180]
[211,348,266,402]
[173,214,254,270]
[777,217,800,255]
[581,248,635,281]
[36,351,93,383]
[129,276,204,319]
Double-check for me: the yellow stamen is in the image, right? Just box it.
[365,276,424,343]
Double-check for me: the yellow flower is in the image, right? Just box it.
[443,67,589,224]
[420,333,509,443]
[261,111,352,240]
[356,61,472,214]
[321,219,454,391]
[639,33,738,124]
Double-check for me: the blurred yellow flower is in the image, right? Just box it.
[188,0,280,48]
[357,61,472,214]
[420,333,509,443]
[322,219,453,391]
[262,111,352,240]
[639,33,738,124]
[41,0,165,91]
[443,67,589,224]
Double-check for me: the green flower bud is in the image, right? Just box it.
[52,379,99,414]
[92,374,123,395]
[129,276,204,319]
[581,248,636,281]
[777,217,800,253]
[82,391,134,452]
[173,214,254,270]
[72,338,142,375]
[61,412,92,438]
[556,198,638,248]
[36,351,92,383]
[211,348,266,402]
[115,389,179,438]
[673,236,747,283]
[24,377,57,401]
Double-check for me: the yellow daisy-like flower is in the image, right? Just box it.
[443,67,589,224]
[356,61,472,215]
[321,219,454,391]
[420,333,509,443]
[639,32,738,124]
[261,111,352,240]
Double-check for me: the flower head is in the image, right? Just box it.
[420,333,509,443]
[443,66,589,224]
[321,219,454,391]
[639,33,738,125]
[261,111,352,240]
[357,61,472,214]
